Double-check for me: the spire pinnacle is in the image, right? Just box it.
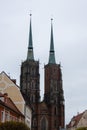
[48,18,56,64]
[27,14,34,60]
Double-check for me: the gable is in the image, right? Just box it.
[77,110,87,127]
[0,71,25,113]
[4,86,23,102]
[0,72,15,85]
[0,72,23,101]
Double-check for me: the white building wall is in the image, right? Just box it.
[25,105,32,129]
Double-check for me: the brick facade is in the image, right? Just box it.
[20,61,65,130]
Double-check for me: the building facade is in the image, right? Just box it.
[0,71,32,128]
[20,15,65,130]
[0,93,24,122]
[0,71,25,114]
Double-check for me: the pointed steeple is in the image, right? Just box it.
[48,18,56,64]
[27,14,34,60]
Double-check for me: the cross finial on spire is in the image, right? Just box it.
[51,18,53,21]
[30,13,32,16]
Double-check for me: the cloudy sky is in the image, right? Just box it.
[0,0,87,125]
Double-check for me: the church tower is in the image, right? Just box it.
[44,19,65,129]
[20,14,40,109]
[20,17,65,130]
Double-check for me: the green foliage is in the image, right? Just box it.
[76,127,87,130]
[0,121,30,130]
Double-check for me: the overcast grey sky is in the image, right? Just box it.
[0,0,87,125]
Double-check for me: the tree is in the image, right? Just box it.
[0,121,30,130]
[77,127,87,130]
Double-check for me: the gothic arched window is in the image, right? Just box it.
[41,117,48,130]
[31,81,35,89]
[31,67,35,75]
[33,118,37,127]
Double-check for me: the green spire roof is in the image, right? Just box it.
[48,19,56,64]
[27,14,34,60]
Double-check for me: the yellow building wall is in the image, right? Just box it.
[0,72,25,114]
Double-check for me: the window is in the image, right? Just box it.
[54,120,57,128]
[28,82,30,88]
[31,95,35,103]
[33,95,35,102]
[31,81,35,89]
[1,111,4,122]
[10,115,12,121]
[41,117,48,130]
[33,118,37,127]
[5,111,9,121]
[54,107,58,115]
[31,68,35,75]
[56,97,57,104]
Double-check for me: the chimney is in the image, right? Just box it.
[4,93,8,103]
[11,79,16,84]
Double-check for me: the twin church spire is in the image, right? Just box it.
[27,15,56,64]
[49,18,56,64]
[27,14,34,61]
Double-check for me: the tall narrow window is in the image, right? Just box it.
[31,68,34,75]
[54,107,57,115]
[54,120,57,128]
[41,117,48,130]
[33,118,37,127]
[5,111,9,121]
[1,111,4,122]
[33,95,35,102]
[31,95,35,103]
[31,81,35,89]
